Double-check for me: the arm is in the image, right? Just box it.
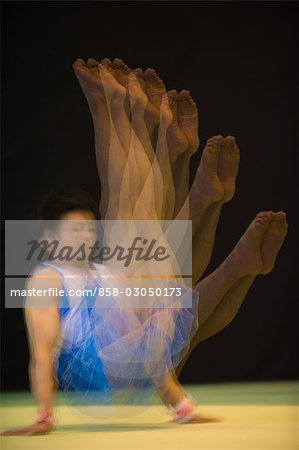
[1,267,61,436]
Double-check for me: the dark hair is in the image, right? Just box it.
[34,186,100,221]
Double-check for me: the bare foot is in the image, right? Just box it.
[128,71,148,113]
[177,89,200,156]
[231,211,275,276]
[190,135,225,206]
[165,90,189,164]
[112,57,131,88]
[73,58,112,219]
[260,211,288,274]
[143,67,166,133]
[112,58,132,117]
[132,68,147,92]
[155,92,176,218]
[159,91,175,129]
[72,57,107,115]
[128,70,155,165]
[82,57,130,107]
[97,62,131,219]
[218,135,240,202]
[98,63,126,104]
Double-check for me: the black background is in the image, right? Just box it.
[1,1,298,390]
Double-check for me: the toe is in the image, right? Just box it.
[177,90,190,100]
[112,58,124,68]
[133,68,143,77]
[101,58,112,67]
[168,89,177,97]
[72,58,86,68]
[87,58,99,67]
[113,58,131,73]
[208,135,223,146]
[129,72,139,83]
[98,63,110,75]
[222,135,234,145]
[143,68,155,78]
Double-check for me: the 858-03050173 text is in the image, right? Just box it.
[9,286,184,298]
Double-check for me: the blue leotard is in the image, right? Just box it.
[36,261,199,416]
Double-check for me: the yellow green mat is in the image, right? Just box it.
[1,381,298,450]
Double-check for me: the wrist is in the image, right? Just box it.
[168,395,198,424]
[36,409,54,424]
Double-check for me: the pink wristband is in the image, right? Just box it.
[36,410,54,424]
[169,396,198,423]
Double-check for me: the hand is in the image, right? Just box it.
[0,420,53,436]
[169,412,221,424]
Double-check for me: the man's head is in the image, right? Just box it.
[35,187,100,259]
[35,186,100,221]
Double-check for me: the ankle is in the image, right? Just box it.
[223,249,246,278]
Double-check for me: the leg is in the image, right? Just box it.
[176,275,256,376]
[191,201,224,284]
[175,135,240,283]
[153,211,269,416]
[176,211,288,376]
[155,206,267,419]
[194,211,275,327]
[172,90,199,216]
[72,58,112,218]
[189,136,240,283]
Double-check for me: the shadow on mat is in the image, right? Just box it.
[54,423,172,433]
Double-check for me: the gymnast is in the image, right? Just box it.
[1,57,288,435]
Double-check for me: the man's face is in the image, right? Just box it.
[49,210,97,257]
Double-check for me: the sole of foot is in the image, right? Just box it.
[190,135,225,205]
[72,58,106,113]
[177,89,200,156]
[143,67,167,132]
[128,71,148,112]
[232,211,276,276]
[165,90,190,161]
[98,63,126,104]
[260,211,288,274]
[218,135,240,203]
